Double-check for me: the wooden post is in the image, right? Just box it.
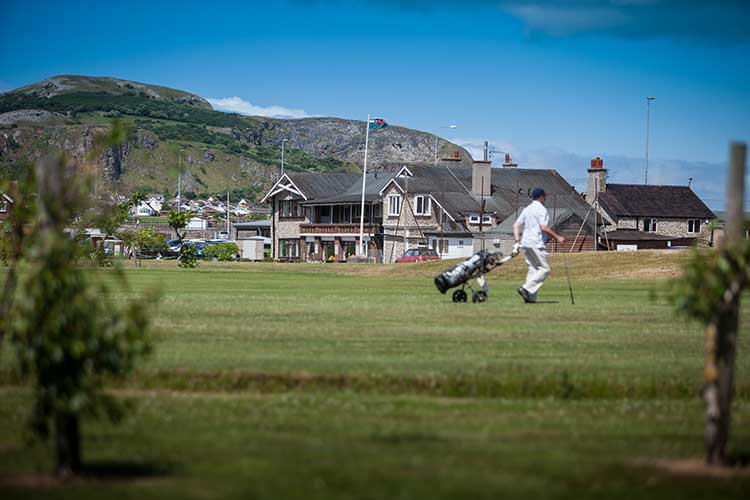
[704,142,746,465]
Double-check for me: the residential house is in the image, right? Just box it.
[0,189,14,223]
[586,157,716,250]
[261,156,596,262]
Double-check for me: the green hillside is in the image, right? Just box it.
[0,75,471,201]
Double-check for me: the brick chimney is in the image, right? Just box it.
[502,153,518,168]
[586,156,606,205]
[472,160,491,197]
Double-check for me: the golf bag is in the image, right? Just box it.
[434,250,513,303]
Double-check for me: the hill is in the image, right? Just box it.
[0,75,472,200]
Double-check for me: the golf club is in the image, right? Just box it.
[562,252,575,305]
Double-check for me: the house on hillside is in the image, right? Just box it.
[586,157,715,250]
[261,155,596,262]
[0,189,14,223]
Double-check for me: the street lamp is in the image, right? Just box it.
[434,125,457,166]
[280,139,288,177]
[645,96,655,185]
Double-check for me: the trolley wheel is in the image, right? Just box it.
[472,291,488,303]
[452,289,468,303]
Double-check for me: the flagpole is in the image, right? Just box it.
[358,113,370,256]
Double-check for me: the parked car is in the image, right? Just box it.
[165,239,182,259]
[183,240,207,258]
[396,247,440,263]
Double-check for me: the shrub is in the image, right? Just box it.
[205,243,238,261]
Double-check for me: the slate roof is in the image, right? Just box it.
[271,165,591,232]
[301,173,397,205]
[286,173,361,200]
[598,184,715,220]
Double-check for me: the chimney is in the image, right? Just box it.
[483,141,489,161]
[586,156,607,205]
[472,160,491,197]
[502,153,518,168]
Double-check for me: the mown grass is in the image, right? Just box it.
[1,250,749,498]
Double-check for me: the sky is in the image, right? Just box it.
[1,0,748,209]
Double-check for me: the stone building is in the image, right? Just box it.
[586,157,715,250]
[261,156,595,262]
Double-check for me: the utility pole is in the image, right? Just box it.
[434,125,457,166]
[645,96,655,185]
[703,142,747,465]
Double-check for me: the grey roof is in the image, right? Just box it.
[598,184,715,219]
[488,202,594,236]
[234,219,271,229]
[286,173,361,200]
[301,173,397,205]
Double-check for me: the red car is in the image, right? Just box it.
[396,247,440,263]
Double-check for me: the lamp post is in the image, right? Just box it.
[280,139,288,177]
[434,125,457,166]
[645,96,655,185]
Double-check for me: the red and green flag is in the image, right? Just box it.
[369,118,388,130]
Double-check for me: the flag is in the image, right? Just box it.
[369,118,388,130]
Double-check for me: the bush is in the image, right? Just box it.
[178,244,199,268]
[205,243,238,261]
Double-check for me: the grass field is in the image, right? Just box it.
[1,250,749,498]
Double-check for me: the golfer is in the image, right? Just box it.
[511,188,565,303]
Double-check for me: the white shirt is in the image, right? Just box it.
[516,200,549,248]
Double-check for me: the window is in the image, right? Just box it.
[279,200,301,219]
[279,239,299,258]
[457,240,464,248]
[468,215,480,224]
[307,241,316,256]
[414,195,431,216]
[0,200,7,213]
[688,219,701,234]
[372,204,382,219]
[388,195,401,216]
[643,218,657,232]
[482,215,492,224]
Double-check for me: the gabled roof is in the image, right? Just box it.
[285,173,361,200]
[302,173,397,205]
[598,184,715,219]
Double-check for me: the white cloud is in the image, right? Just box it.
[206,96,309,119]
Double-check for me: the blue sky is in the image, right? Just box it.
[1,0,748,208]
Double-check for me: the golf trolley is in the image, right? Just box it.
[434,250,514,303]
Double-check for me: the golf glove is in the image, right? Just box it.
[511,242,520,257]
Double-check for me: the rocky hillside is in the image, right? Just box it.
[0,75,471,200]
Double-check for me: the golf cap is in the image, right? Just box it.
[531,188,546,199]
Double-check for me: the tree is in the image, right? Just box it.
[671,142,748,466]
[167,209,191,242]
[167,209,198,268]
[1,156,157,477]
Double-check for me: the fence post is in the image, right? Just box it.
[704,142,746,465]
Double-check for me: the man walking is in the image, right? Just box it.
[512,188,565,303]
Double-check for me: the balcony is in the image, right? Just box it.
[299,223,379,235]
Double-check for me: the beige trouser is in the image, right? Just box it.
[522,247,550,301]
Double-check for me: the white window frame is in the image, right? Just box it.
[644,218,657,233]
[482,215,492,224]
[0,200,7,213]
[388,195,401,216]
[468,215,480,224]
[413,195,431,216]
[687,219,701,234]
